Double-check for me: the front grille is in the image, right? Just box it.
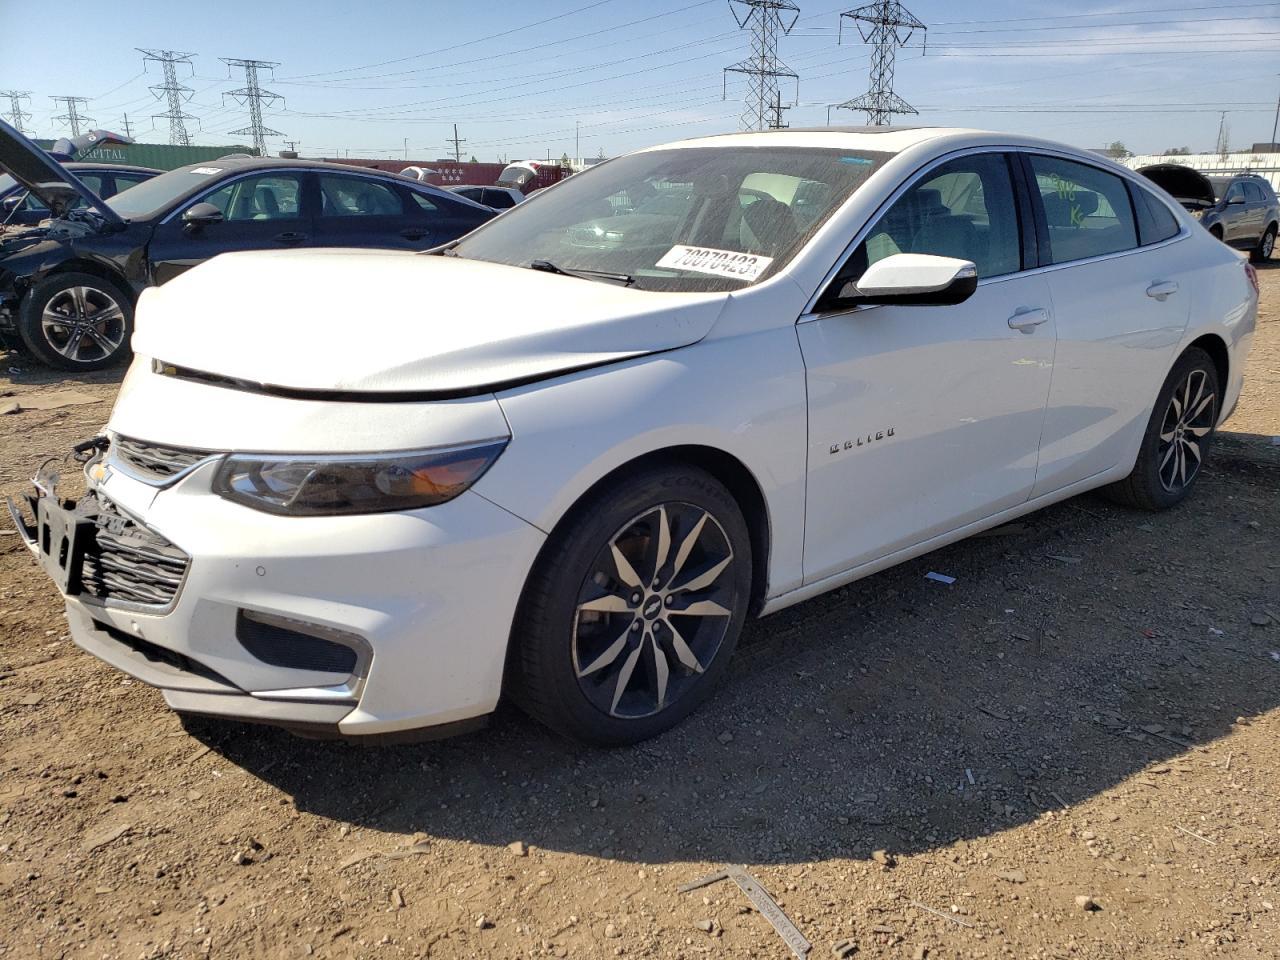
[113,435,213,482]
[81,494,189,607]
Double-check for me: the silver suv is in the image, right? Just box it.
[1139,165,1277,263]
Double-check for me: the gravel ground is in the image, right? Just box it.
[0,263,1277,960]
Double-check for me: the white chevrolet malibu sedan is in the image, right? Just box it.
[12,127,1258,745]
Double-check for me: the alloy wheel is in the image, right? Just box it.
[40,286,127,363]
[1263,230,1275,259]
[1156,368,1216,493]
[572,502,738,719]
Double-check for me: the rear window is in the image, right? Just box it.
[1029,155,1138,264]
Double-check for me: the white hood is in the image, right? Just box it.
[132,249,730,393]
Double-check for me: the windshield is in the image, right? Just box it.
[0,174,14,195]
[1207,177,1234,201]
[104,164,228,219]
[451,146,891,292]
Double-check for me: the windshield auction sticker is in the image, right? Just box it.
[656,245,773,282]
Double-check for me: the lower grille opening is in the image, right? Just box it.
[81,494,190,607]
[236,611,360,676]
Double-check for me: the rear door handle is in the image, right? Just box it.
[1146,280,1179,301]
[1008,307,1050,332]
[274,231,308,244]
[400,228,430,241]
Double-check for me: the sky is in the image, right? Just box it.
[1,0,1277,162]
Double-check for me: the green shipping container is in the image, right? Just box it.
[33,140,257,171]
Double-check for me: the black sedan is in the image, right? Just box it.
[0,121,495,371]
[0,162,161,227]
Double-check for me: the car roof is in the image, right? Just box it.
[644,126,986,153]
[64,162,162,174]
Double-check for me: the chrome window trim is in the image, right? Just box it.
[799,143,1190,321]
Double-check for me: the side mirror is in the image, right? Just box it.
[1,195,21,214]
[182,202,224,231]
[830,253,979,308]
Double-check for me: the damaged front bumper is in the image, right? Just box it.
[9,438,546,740]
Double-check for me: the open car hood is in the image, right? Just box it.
[1137,163,1216,210]
[132,249,730,395]
[0,118,123,224]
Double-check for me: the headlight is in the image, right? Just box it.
[213,439,508,516]
[1190,210,1204,220]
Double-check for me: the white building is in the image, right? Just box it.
[1121,152,1280,192]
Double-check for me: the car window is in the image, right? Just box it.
[20,172,108,213]
[1131,183,1181,246]
[858,153,1022,279]
[453,187,483,203]
[112,173,152,193]
[198,174,303,222]
[1243,181,1265,202]
[1029,155,1138,264]
[1225,182,1246,204]
[319,175,403,217]
[484,189,515,209]
[409,191,438,213]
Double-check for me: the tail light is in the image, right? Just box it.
[1245,261,1260,296]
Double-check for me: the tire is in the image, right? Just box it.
[1209,224,1224,242]
[511,463,752,746]
[1251,223,1276,263]
[1102,347,1220,511]
[17,272,134,372]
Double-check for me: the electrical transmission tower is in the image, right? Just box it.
[1215,112,1230,159]
[139,49,199,146]
[836,1,926,126]
[2,91,33,135]
[51,96,94,137]
[723,0,800,132]
[446,124,467,163]
[221,58,284,157]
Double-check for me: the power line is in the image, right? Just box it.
[221,58,285,157]
[1,91,32,135]
[138,49,199,146]
[723,0,801,131]
[50,96,93,136]
[836,1,926,126]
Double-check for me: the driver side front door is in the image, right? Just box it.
[797,150,1056,584]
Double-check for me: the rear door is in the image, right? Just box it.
[313,172,432,250]
[146,170,312,285]
[1243,181,1268,241]
[1023,153,1191,497]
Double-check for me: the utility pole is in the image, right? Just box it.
[51,96,93,137]
[575,120,580,167]
[1216,111,1230,159]
[1270,76,1279,149]
[1,91,33,135]
[837,1,926,126]
[138,49,199,146]
[723,0,800,132]
[283,139,299,151]
[121,113,133,138]
[446,124,466,163]
[221,58,284,158]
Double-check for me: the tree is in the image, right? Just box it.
[469,155,478,163]
[1104,141,1130,158]
[1162,146,1191,156]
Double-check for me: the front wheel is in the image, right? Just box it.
[1102,347,1220,511]
[1251,224,1276,263]
[17,272,134,371]
[511,464,752,745]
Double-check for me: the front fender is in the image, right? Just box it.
[475,326,809,599]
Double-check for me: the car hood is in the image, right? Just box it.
[1137,163,1216,210]
[132,249,731,394]
[0,118,122,224]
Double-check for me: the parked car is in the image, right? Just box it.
[0,120,495,371]
[10,128,1257,747]
[1138,164,1277,262]
[446,184,526,210]
[0,162,161,227]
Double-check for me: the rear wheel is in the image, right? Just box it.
[17,272,133,371]
[511,463,751,745]
[1251,223,1276,263]
[1102,347,1219,511]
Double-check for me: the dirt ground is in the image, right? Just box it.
[1,265,1278,960]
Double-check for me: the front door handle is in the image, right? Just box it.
[274,231,308,244]
[1008,307,1050,332]
[1146,280,1179,301]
